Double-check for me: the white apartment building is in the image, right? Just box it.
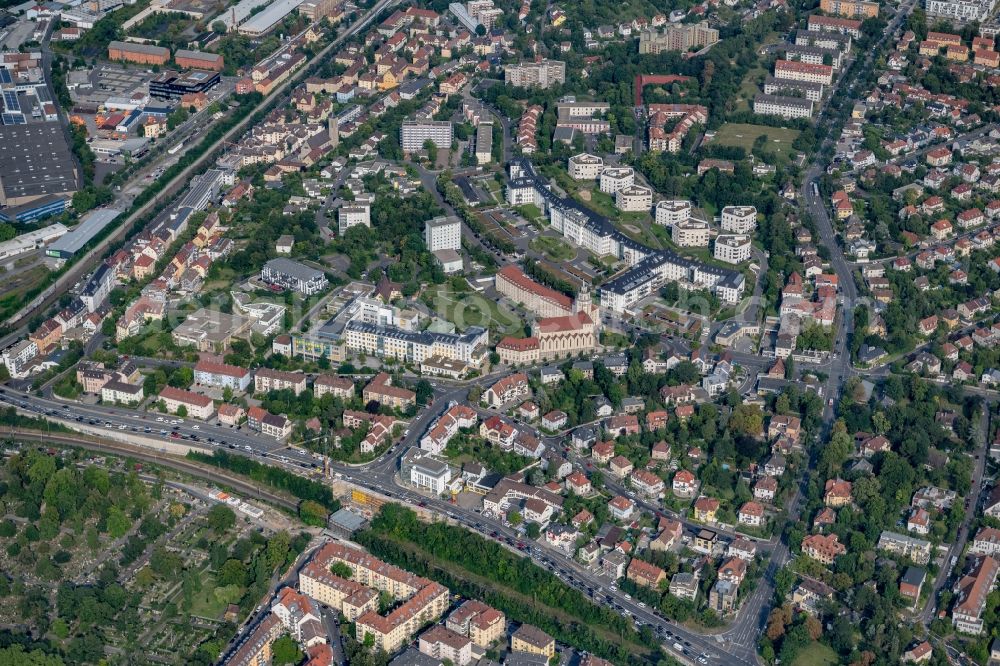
[672,219,710,247]
[763,75,824,102]
[616,185,653,212]
[338,204,371,235]
[721,206,757,234]
[400,120,453,152]
[655,199,692,226]
[774,59,834,85]
[600,167,635,194]
[2,339,37,378]
[425,216,461,251]
[754,94,814,119]
[714,235,752,264]
[504,59,566,88]
[402,447,457,495]
[568,153,604,180]
[927,0,997,21]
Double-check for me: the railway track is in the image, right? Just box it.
[7,428,299,511]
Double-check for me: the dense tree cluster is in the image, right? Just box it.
[360,504,664,665]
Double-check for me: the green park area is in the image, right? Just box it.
[713,123,800,161]
[791,643,839,666]
[423,282,523,335]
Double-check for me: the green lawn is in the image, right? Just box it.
[713,123,800,161]
[530,236,575,261]
[424,284,523,335]
[791,643,839,666]
[187,573,231,620]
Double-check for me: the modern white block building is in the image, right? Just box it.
[654,199,692,226]
[400,120,453,152]
[425,215,462,251]
[714,234,752,264]
[672,219,710,247]
[721,206,757,234]
[338,204,371,235]
[568,153,604,180]
[616,185,653,212]
[600,167,635,194]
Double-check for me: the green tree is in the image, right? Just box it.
[331,561,352,579]
[106,507,130,538]
[299,500,328,526]
[207,504,236,532]
[271,635,303,665]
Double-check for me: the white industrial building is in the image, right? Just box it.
[0,224,67,261]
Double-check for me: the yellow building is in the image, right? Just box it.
[819,0,878,18]
[307,542,450,655]
[511,624,556,658]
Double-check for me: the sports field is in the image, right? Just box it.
[713,123,800,160]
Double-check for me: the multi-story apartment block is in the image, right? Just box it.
[315,542,450,653]
[504,59,566,88]
[774,59,834,85]
[714,235,752,264]
[418,626,473,666]
[953,556,1000,634]
[616,185,653,212]
[2,339,37,378]
[763,75,824,102]
[346,323,488,366]
[721,205,757,234]
[424,216,461,252]
[247,406,291,439]
[654,199,692,226]
[363,372,416,408]
[507,159,743,310]
[495,265,575,317]
[877,531,932,565]
[510,624,555,658]
[819,0,879,17]
[638,22,719,54]
[785,43,843,69]
[339,204,371,235]
[927,0,997,20]
[807,14,863,38]
[600,167,635,194]
[753,93,814,119]
[446,600,506,647]
[672,219,711,247]
[313,374,355,399]
[194,358,252,392]
[254,367,307,395]
[568,153,604,180]
[802,533,846,564]
[400,120,453,151]
[261,258,328,295]
[158,386,215,420]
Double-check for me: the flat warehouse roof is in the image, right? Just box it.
[0,122,79,203]
[48,208,121,255]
